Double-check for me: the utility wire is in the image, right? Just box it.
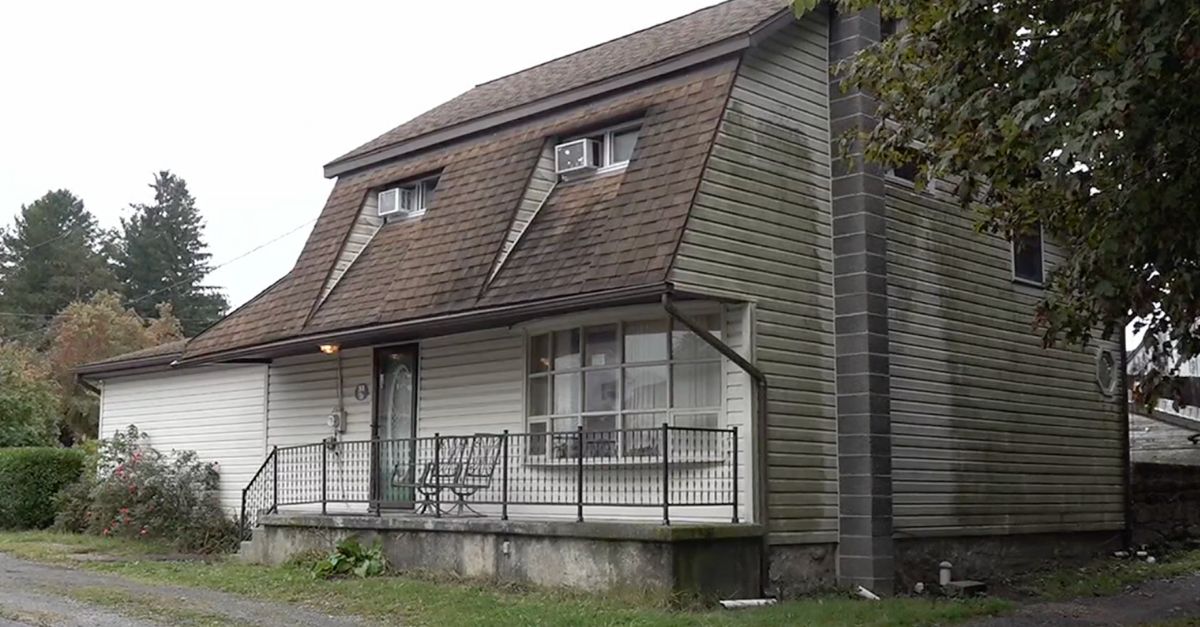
[123,217,316,308]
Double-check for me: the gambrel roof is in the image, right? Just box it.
[165,0,794,363]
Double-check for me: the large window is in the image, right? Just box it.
[526,315,722,458]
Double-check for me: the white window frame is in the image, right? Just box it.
[522,310,726,461]
[378,174,439,220]
[1010,224,1045,287]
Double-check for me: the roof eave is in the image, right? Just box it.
[74,353,183,379]
[175,282,731,366]
[322,8,793,179]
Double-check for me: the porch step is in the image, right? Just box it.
[237,537,263,563]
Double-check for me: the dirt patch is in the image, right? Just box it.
[967,573,1200,626]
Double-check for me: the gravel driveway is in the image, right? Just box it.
[0,553,371,627]
[968,572,1200,627]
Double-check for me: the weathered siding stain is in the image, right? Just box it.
[670,15,837,543]
[886,182,1125,536]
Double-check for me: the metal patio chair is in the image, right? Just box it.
[392,436,470,515]
[446,433,505,517]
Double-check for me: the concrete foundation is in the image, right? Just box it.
[1132,463,1200,548]
[894,530,1123,591]
[766,543,837,598]
[241,514,764,600]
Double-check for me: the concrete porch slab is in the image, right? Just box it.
[242,513,764,599]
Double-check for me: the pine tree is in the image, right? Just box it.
[0,190,118,340]
[115,171,228,335]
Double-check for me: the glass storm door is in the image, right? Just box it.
[374,346,418,507]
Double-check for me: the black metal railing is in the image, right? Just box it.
[241,425,739,538]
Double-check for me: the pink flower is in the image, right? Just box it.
[102,528,110,536]
[139,527,148,536]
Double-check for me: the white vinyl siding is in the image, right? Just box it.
[266,348,374,448]
[320,194,385,302]
[97,364,268,512]
[418,328,525,436]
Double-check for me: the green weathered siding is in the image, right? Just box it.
[669,14,837,545]
[886,183,1125,537]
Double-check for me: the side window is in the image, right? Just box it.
[1011,227,1044,286]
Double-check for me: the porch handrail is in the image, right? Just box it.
[239,425,741,537]
[239,445,278,539]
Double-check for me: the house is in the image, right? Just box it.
[78,0,1128,598]
[1127,337,1200,466]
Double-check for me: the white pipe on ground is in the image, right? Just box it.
[718,599,778,610]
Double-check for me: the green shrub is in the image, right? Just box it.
[53,425,239,553]
[311,537,387,579]
[0,448,85,529]
[0,342,60,447]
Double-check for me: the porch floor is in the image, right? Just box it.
[259,511,762,542]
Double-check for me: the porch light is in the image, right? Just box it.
[319,344,340,355]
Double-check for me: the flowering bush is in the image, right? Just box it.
[54,425,239,553]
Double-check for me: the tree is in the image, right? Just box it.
[826,0,1200,402]
[0,341,60,447]
[46,291,184,439]
[0,190,118,340]
[115,171,228,336]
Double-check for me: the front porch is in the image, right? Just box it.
[241,425,743,529]
[237,425,758,597]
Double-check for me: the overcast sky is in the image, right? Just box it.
[0,0,721,310]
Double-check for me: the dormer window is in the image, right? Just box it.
[378,175,439,219]
[554,122,641,177]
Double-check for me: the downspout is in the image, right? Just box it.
[1120,334,1133,549]
[662,294,771,596]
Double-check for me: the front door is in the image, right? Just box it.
[374,345,418,508]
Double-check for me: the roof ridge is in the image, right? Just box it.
[474,0,734,89]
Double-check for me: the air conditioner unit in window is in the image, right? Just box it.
[554,138,599,175]
[377,187,415,218]
[378,188,400,217]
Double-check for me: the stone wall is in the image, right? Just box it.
[1132,462,1200,547]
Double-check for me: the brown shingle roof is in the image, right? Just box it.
[328,0,788,169]
[185,63,735,360]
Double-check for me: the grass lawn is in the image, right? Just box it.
[0,531,1010,627]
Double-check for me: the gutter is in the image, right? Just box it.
[176,283,676,367]
[75,373,101,396]
[661,294,771,597]
[74,353,183,378]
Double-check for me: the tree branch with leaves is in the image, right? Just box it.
[818,0,1200,403]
